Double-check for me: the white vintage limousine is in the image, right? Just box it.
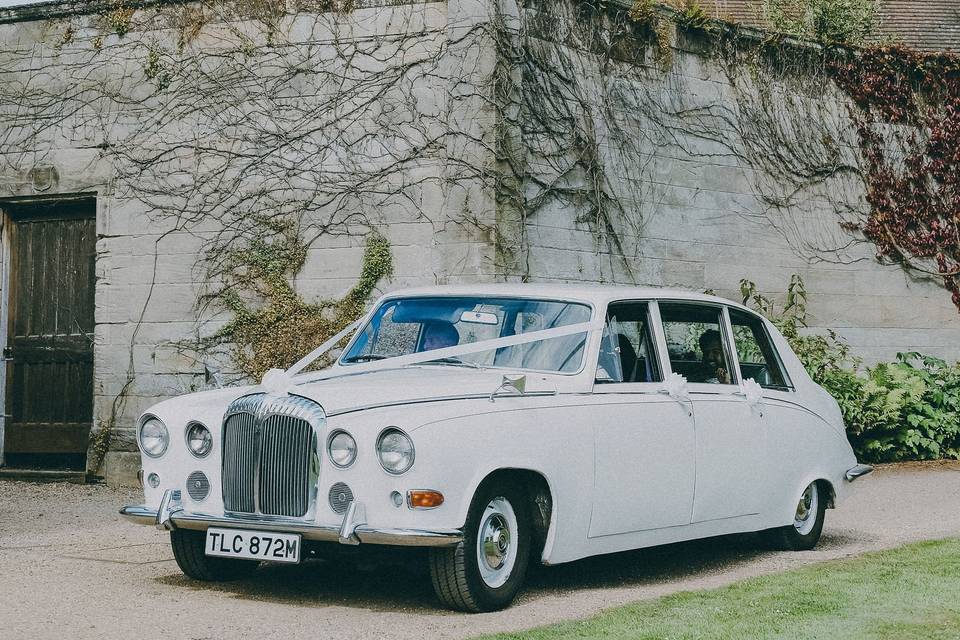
[121,284,872,611]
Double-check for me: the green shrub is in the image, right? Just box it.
[765,0,878,45]
[841,354,960,462]
[741,277,960,462]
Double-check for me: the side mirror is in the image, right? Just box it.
[490,375,527,402]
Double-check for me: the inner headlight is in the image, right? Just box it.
[139,416,169,458]
[185,422,213,458]
[327,430,358,468]
[377,428,415,475]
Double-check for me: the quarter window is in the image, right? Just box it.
[596,302,662,383]
[659,303,734,385]
[729,309,791,390]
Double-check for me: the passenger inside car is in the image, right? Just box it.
[692,329,731,384]
[420,322,461,352]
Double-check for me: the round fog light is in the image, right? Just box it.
[147,473,160,488]
[390,491,404,508]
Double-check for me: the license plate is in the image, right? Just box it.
[205,528,301,564]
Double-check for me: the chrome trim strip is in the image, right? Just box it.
[326,391,559,417]
[845,464,874,482]
[119,503,463,548]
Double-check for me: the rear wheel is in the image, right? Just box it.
[171,529,260,581]
[429,480,531,612]
[768,481,826,551]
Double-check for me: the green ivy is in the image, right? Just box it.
[213,220,393,381]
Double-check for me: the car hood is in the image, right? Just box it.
[293,367,546,415]
[152,366,560,421]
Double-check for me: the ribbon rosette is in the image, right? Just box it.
[261,368,294,397]
[662,372,689,401]
[741,378,764,406]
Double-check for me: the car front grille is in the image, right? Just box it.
[221,393,325,518]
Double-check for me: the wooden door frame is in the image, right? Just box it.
[0,194,98,467]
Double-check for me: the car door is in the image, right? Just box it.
[588,301,697,538]
[727,308,800,519]
[658,302,764,523]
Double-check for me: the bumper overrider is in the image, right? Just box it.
[845,464,874,482]
[120,489,463,548]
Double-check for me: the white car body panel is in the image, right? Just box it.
[127,284,862,567]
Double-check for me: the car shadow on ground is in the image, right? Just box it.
[152,530,846,613]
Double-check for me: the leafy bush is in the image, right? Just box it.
[740,277,960,462]
[831,354,960,462]
[765,0,878,45]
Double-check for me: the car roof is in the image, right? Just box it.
[377,283,756,314]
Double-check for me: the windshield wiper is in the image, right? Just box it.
[343,354,390,363]
[420,357,481,369]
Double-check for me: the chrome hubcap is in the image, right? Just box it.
[794,483,818,535]
[482,515,510,570]
[476,497,518,588]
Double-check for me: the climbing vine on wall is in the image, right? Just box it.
[829,48,960,309]
[212,224,393,380]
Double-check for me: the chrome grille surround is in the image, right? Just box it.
[221,393,325,519]
[328,482,354,515]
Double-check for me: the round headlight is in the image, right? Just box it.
[377,428,415,475]
[185,422,213,458]
[327,430,358,468]
[139,416,169,458]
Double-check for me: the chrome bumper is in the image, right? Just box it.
[845,464,874,482]
[120,490,462,548]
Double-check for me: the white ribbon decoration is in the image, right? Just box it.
[291,320,605,385]
[740,378,764,406]
[661,372,690,401]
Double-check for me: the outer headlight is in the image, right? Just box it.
[139,416,169,458]
[327,430,358,468]
[377,428,415,475]
[185,422,213,458]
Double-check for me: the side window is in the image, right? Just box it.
[596,302,662,383]
[729,309,791,390]
[659,303,734,385]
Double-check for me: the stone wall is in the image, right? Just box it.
[0,0,956,483]
[495,0,959,365]
[0,0,503,480]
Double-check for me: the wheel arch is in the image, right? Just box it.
[469,467,555,564]
[781,474,837,524]
[817,477,837,509]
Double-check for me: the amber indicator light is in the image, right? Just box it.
[407,490,444,509]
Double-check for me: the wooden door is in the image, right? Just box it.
[3,200,95,470]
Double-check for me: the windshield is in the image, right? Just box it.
[341,297,593,373]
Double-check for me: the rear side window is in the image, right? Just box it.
[729,309,792,390]
[596,302,662,383]
[659,303,735,385]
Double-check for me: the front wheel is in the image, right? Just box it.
[768,481,827,551]
[429,481,531,612]
[171,529,260,581]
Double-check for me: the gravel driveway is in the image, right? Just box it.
[1,462,959,640]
